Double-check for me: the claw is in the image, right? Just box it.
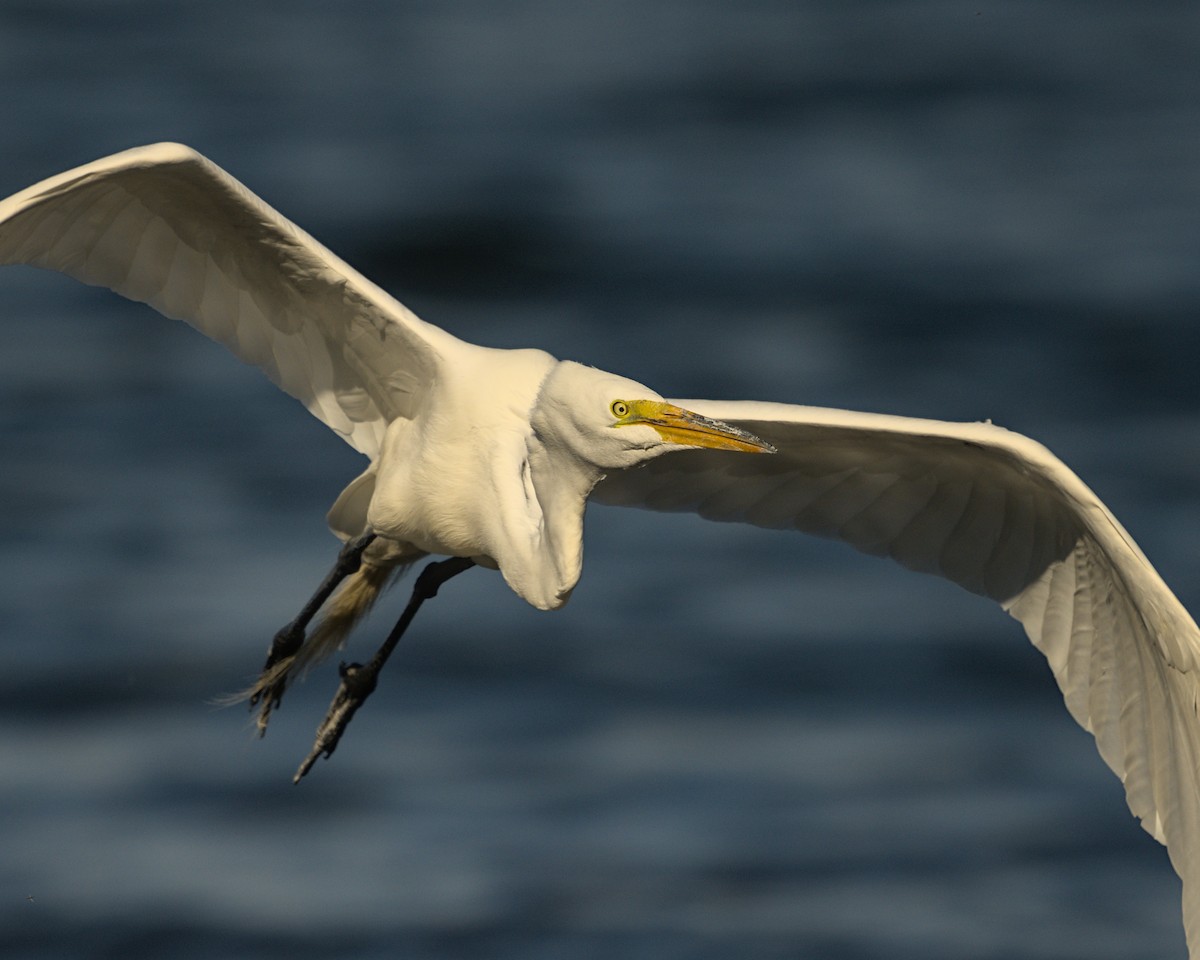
[293,660,379,783]
[247,621,307,734]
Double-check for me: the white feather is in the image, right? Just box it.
[0,142,457,456]
[5,145,1200,955]
[595,399,1200,952]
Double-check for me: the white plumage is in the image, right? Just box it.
[3,144,1198,955]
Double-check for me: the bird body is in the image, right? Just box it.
[364,347,629,611]
[370,346,557,582]
[4,143,1200,955]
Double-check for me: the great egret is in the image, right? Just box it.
[2,143,1198,954]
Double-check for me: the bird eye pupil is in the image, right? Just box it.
[612,401,628,417]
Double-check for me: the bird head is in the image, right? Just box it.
[532,361,775,471]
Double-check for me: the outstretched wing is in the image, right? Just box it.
[0,143,458,458]
[593,398,1200,953]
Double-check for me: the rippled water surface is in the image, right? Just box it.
[1,3,1198,958]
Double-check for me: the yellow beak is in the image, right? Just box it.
[618,400,776,454]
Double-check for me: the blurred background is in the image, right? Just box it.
[1,2,1198,958]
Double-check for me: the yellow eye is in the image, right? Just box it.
[610,400,630,419]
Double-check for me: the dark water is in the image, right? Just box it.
[2,2,1199,957]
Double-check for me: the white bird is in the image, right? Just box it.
[2,143,1198,954]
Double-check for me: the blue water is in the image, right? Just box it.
[2,2,1199,957]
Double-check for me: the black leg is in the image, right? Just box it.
[293,556,475,783]
[250,530,377,724]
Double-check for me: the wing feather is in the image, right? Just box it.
[593,399,1200,954]
[0,143,458,458]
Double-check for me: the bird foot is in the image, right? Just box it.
[289,557,475,783]
[292,660,379,783]
[248,621,307,735]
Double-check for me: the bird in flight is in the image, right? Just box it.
[2,144,1199,955]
